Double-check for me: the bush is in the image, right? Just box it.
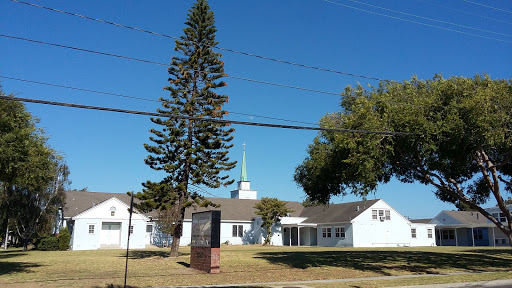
[58,227,71,251]
[38,237,59,251]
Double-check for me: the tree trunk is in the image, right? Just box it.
[169,232,180,257]
[3,224,8,249]
[169,198,186,257]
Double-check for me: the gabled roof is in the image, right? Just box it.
[439,210,488,225]
[63,191,303,221]
[300,199,380,224]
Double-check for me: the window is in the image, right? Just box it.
[427,229,433,239]
[110,206,116,217]
[88,224,95,234]
[495,238,508,245]
[335,227,345,238]
[372,209,391,221]
[411,228,417,238]
[146,225,153,233]
[473,229,483,240]
[441,229,455,240]
[129,225,134,235]
[232,225,243,237]
[322,227,332,238]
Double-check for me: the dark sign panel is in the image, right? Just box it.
[191,210,220,248]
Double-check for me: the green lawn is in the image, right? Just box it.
[0,245,511,287]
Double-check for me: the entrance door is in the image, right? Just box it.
[291,227,298,246]
[101,222,121,245]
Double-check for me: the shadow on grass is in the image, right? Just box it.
[123,250,190,259]
[0,253,28,259]
[0,261,42,275]
[255,250,512,276]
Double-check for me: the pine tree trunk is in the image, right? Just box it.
[3,224,8,249]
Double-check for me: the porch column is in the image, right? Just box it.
[471,227,475,246]
[289,227,291,246]
[492,227,496,247]
[298,227,301,247]
[454,228,458,246]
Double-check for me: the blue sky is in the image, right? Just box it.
[1,0,511,219]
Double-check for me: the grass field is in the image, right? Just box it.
[0,245,511,287]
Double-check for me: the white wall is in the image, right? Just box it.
[409,224,436,247]
[352,200,412,247]
[316,224,353,247]
[71,219,101,250]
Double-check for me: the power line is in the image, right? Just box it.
[10,0,385,81]
[418,0,512,26]
[321,0,512,45]
[0,75,319,126]
[344,0,512,38]
[1,34,419,107]
[0,95,415,136]
[461,0,512,15]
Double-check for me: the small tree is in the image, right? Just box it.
[254,197,294,245]
[58,227,70,251]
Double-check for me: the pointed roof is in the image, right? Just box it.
[301,199,380,223]
[240,143,248,181]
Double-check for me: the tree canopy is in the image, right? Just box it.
[295,74,512,244]
[135,0,234,257]
[254,197,294,245]
[0,88,68,250]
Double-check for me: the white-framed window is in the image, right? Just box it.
[110,206,116,217]
[427,229,433,239]
[411,228,417,238]
[473,229,483,240]
[495,238,509,245]
[322,227,332,238]
[385,210,391,220]
[372,209,391,221]
[146,224,153,233]
[129,225,134,235]
[492,212,507,223]
[232,225,243,237]
[335,227,345,238]
[88,224,95,234]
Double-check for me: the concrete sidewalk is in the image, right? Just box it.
[160,271,512,288]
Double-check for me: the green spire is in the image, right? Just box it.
[240,143,248,181]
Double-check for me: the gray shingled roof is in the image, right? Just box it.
[300,199,380,223]
[63,191,303,221]
[410,218,432,224]
[442,210,489,225]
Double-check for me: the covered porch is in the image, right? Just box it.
[435,224,497,247]
[280,217,317,246]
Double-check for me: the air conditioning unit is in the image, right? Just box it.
[379,216,385,221]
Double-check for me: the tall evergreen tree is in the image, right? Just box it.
[136,0,235,257]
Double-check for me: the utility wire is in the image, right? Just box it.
[0,75,319,125]
[0,95,415,136]
[418,0,512,26]
[344,0,512,38]
[461,0,512,15]
[321,0,512,45]
[0,34,418,107]
[10,0,385,81]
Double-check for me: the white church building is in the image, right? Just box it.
[60,147,436,250]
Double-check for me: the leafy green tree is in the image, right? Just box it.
[135,0,235,257]
[254,197,294,245]
[58,227,71,251]
[295,74,512,245]
[301,196,326,207]
[0,88,68,250]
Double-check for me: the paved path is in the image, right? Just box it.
[157,271,512,288]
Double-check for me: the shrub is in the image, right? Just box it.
[38,237,59,251]
[58,227,71,251]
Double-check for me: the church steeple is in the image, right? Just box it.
[230,143,257,199]
[240,143,248,181]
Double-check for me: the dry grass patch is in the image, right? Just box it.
[0,245,510,287]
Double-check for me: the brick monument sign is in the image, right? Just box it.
[190,210,221,273]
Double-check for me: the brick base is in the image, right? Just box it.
[190,246,220,273]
